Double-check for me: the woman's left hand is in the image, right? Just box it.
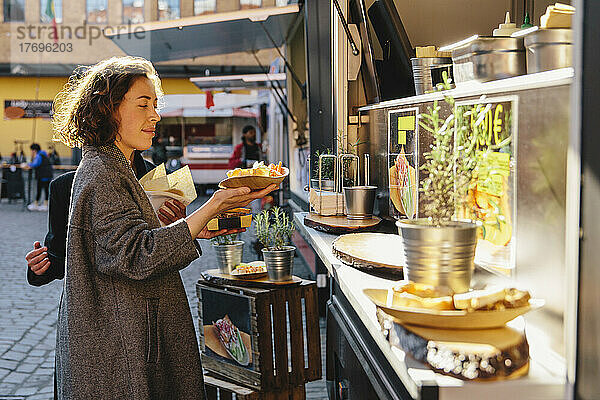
[157,199,187,225]
[196,227,246,240]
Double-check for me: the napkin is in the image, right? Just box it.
[141,164,197,224]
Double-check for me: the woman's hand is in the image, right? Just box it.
[196,227,246,240]
[157,199,187,225]
[25,241,51,276]
[185,184,278,239]
[209,184,278,215]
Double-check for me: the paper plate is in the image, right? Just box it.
[218,167,289,190]
[363,288,544,330]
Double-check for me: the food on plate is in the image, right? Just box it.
[213,315,248,365]
[232,262,267,276]
[453,287,531,311]
[226,161,286,178]
[392,291,455,311]
[393,281,453,298]
[453,286,508,311]
[392,281,532,312]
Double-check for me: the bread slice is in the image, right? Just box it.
[453,287,507,311]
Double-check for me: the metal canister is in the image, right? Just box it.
[451,36,526,84]
[214,241,244,274]
[524,29,572,73]
[410,57,453,94]
[262,246,295,281]
[397,219,479,294]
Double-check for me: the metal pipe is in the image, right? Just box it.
[333,0,360,56]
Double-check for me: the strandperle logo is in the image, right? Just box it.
[12,21,146,47]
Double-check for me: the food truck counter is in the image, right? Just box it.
[293,212,567,400]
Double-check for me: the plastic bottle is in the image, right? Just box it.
[493,12,521,36]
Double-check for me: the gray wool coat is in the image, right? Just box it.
[56,144,205,399]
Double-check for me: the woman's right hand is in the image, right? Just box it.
[185,184,278,239]
[208,184,278,215]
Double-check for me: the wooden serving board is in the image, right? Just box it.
[332,233,404,277]
[377,308,530,381]
[202,269,302,288]
[304,213,382,234]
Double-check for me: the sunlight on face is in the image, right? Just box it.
[115,77,161,159]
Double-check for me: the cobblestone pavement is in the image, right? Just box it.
[0,197,327,399]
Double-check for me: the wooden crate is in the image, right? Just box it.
[204,374,306,400]
[196,279,321,392]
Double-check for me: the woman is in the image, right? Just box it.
[52,56,276,399]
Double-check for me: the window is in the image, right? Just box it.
[158,0,180,21]
[4,0,25,22]
[240,0,261,10]
[87,0,107,23]
[276,0,289,6]
[123,0,144,24]
[41,0,63,23]
[194,0,215,15]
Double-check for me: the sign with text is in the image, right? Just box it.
[4,100,53,119]
[456,97,517,274]
[388,107,419,219]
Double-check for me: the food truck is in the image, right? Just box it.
[107,0,600,398]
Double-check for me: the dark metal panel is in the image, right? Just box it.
[576,0,600,398]
[327,280,421,400]
[305,0,334,159]
[107,7,300,62]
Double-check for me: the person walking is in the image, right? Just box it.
[27,143,54,211]
[48,56,276,399]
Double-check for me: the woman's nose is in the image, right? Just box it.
[150,107,161,122]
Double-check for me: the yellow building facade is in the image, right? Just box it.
[0,0,283,160]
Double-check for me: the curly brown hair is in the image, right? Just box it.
[52,56,164,148]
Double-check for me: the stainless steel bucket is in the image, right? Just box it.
[262,246,295,281]
[411,57,453,94]
[214,241,244,274]
[396,219,478,294]
[524,29,572,73]
[343,186,377,220]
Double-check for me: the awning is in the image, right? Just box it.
[159,93,267,117]
[189,72,286,90]
[106,4,301,63]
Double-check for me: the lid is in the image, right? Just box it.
[449,36,525,59]
[524,28,573,46]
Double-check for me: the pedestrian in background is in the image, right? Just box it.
[228,125,263,169]
[27,143,53,211]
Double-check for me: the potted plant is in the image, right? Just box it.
[211,234,244,275]
[397,73,485,294]
[254,206,295,281]
[311,149,336,191]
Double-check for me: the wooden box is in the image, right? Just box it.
[196,279,322,391]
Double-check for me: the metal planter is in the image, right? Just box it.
[262,246,295,282]
[397,219,479,294]
[213,241,244,274]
